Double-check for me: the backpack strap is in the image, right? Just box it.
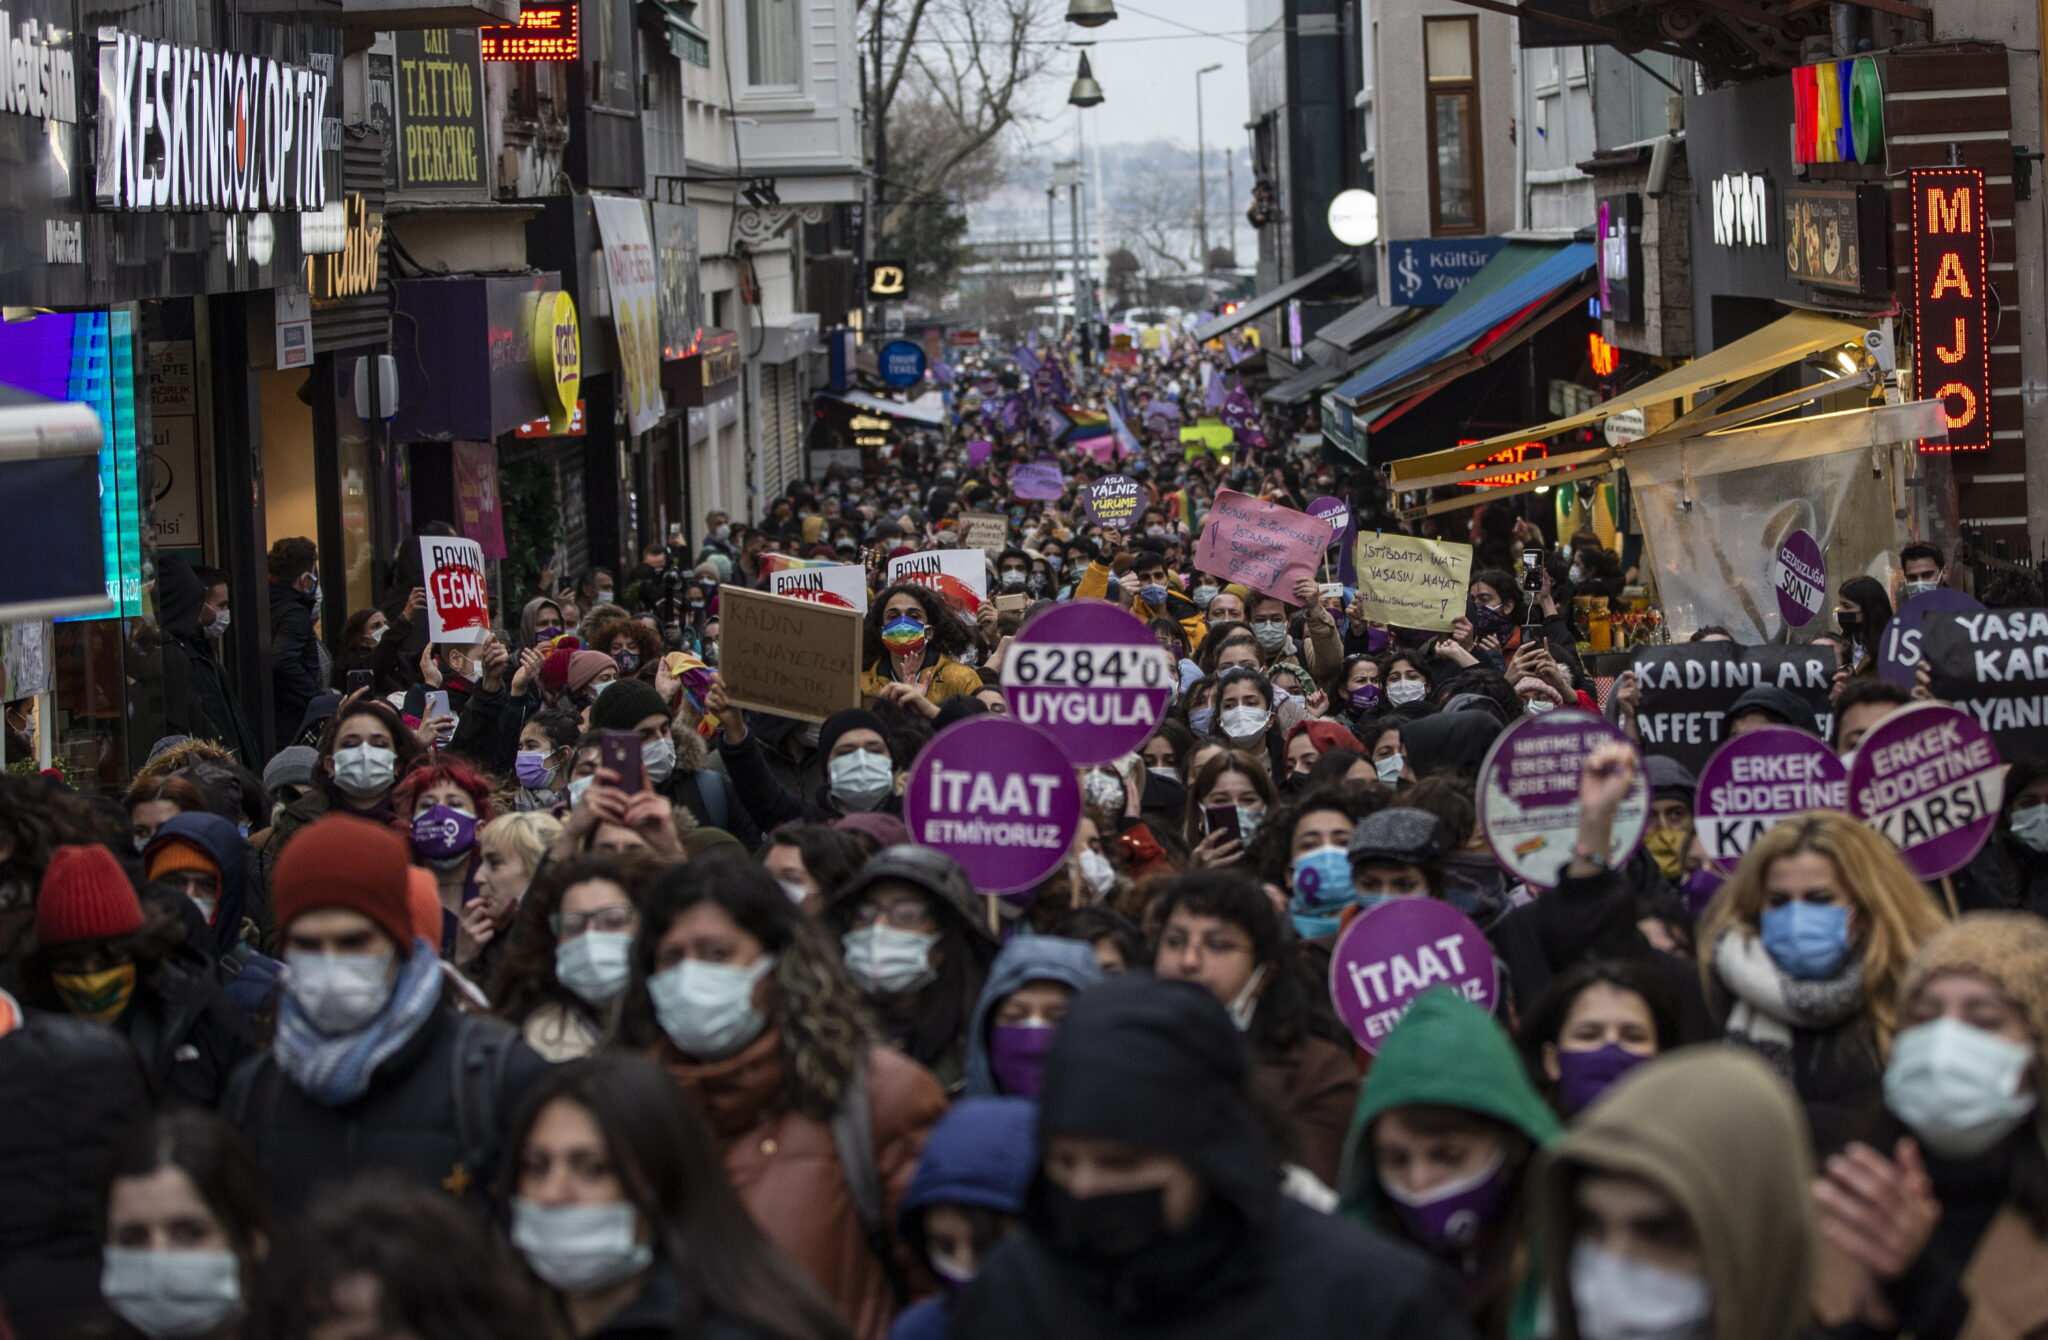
[695,770,729,831]
[447,1013,513,1200]
[830,1049,912,1307]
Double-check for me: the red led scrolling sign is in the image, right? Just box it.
[482,3,580,60]
[1910,167,1990,452]
[1456,440,1550,487]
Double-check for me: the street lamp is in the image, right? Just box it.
[1066,0,1117,26]
[1068,52,1104,107]
[1195,63,1223,269]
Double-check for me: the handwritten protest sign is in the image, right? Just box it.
[957,512,1010,555]
[1350,533,1472,633]
[1009,462,1064,501]
[717,585,863,723]
[1629,643,1838,775]
[1478,711,1649,888]
[1190,489,1327,602]
[1693,727,1849,875]
[1082,475,1143,529]
[767,562,869,613]
[1329,900,1498,1054]
[887,548,989,611]
[904,718,1082,895]
[421,536,490,642]
[1848,702,2005,879]
[1921,608,2048,759]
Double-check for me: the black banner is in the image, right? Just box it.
[1630,643,1839,773]
[1923,608,2048,761]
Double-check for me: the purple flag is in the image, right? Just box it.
[1204,365,1226,411]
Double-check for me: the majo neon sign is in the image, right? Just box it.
[1910,167,1989,452]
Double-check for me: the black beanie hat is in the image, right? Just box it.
[588,678,670,732]
[818,708,887,759]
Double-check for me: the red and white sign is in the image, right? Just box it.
[886,548,988,612]
[1911,167,1990,452]
[421,536,490,643]
[767,562,870,613]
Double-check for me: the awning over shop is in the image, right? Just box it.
[817,390,946,426]
[1262,306,1420,407]
[1188,255,1357,344]
[1312,295,1411,354]
[1386,309,1874,486]
[1332,241,1596,411]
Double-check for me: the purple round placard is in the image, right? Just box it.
[903,717,1082,895]
[1693,725,1848,875]
[1328,898,1497,1054]
[999,602,1174,766]
[1477,710,1649,888]
[1773,529,1827,628]
[1847,701,2004,879]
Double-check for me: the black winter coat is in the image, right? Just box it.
[0,1011,153,1340]
[584,1263,770,1340]
[124,960,255,1108]
[225,991,547,1223]
[269,579,327,751]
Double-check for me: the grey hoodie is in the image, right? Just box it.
[961,934,1104,1098]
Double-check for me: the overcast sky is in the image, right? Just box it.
[1017,0,1253,151]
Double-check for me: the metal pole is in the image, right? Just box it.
[1046,186,1058,322]
[1195,63,1222,271]
[1223,146,1234,264]
[1069,179,1083,351]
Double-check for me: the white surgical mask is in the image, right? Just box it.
[648,954,776,1058]
[203,608,230,640]
[1147,765,1180,784]
[367,624,387,645]
[1226,963,1269,1031]
[1884,1016,2039,1158]
[553,931,634,1006]
[841,924,937,996]
[1525,697,1557,715]
[1569,1239,1713,1340]
[100,1248,242,1339]
[330,743,398,802]
[829,751,895,811]
[285,951,394,1035]
[1192,584,1220,607]
[1219,705,1271,740]
[1375,753,1406,785]
[1084,770,1124,813]
[566,774,596,808]
[778,878,811,905]
[511,1199,654,1293]
[1078,848,1116,897]
[1902,579,1941,599]
[2012,803,2048,854]
[642,736,678,787]
[1386,679,1426,706]
[1251,620,1288,650]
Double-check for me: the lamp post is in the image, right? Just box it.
[1195,63,1223,271]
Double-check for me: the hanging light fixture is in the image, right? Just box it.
[1068,52,1104,107]
[1065,0,1117,27]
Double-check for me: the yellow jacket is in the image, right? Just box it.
[1076,562,1209,652]
[860,654,983,705]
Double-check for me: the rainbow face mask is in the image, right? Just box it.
[881,616,928,657]
[54,963,137,1022]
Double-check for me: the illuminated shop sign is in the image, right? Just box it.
[1456,440,1549,488]
[1910,167,1989,452]
[482,4,579,60]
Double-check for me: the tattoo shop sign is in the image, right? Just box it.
[1629,643,1837,774]
[95,31,331,212]
[1922,608,2048,759]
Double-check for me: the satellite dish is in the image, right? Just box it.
[1327,189,1379,247]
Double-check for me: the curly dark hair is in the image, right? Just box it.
[489,849,667,1028]
[583,615,664,678]
[266,536,318,584]
[1145,869,1347,1054]
[860,582,972,671]
[1245,781,1393,888]
[312,700,426,805]
[762,823,866,903]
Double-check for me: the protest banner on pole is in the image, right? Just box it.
[1879,588,1983,688]
[1772,529,1826,628]
[1693,726,1849,875]
[956,512,1010,555]
[1478,711,1649,888]
[1329,900,1498,1054]
[1190,489,1328,601]
[766,562,869,613]
[421,536,490,643]
[1920,608,2048,758]
[1349,532,1473,633]
[904,717,1082,895]
[1000,602,1175,765]
[1629,643,1839,774]
[716,586,864,723]
[1009,462,1064,501]
[1081,475,1143,529]
[1847,702,2005,879]
[886,548,989,611]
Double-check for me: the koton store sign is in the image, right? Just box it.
[1911,168,1990,452]
[96,31,330,214]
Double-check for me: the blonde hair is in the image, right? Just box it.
[1698,810,1949,1048]
[479,810,563,877]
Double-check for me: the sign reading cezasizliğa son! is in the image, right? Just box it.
[94,29,330,213]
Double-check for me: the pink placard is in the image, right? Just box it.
[1190,489,1327,601]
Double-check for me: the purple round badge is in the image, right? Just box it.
[966,439,993,467]
[1773,529,1827,629]
[1328,899,1497,1054]
[904,717,1082,895]
[1477,710,1649,888]
[1878,588,1985,688]
[1306,495,1351,542]
[1000,602,1175,766]
[1847,702,2005,879]
[1082,474,1144,530]
[1693,726,1848,876]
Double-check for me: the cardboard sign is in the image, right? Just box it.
[1329,900,1498,1054]
[1000,602,1175,766]
[1010,462,1064,501]
[1629,644,1839,775]
[1693,726,1849,875]
[1478,710,1650,888]
[1082,475,1143,529]
[1191,489,1328,602]
[1879,588,1983,688]
[1772,529,1826,628]
[421,536,490,643]
[886,548,989,612]
[1350,532,1474,633]
[903,717,1083,895]
[766,562,869,613]
[716,585,864,724]
[1922,608,2048,758]
[1848,701,2004,879]
[957,512,1010,555]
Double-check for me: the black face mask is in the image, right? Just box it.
[1838,611,1862,638]
[1042,1182,1169,1262]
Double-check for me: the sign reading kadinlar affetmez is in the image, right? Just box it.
[1848,701,2004,880]
[904,718,1082,895]
[1693,726,1848,875]
[1478,710,1649,888]
[1329,899,1498,1054]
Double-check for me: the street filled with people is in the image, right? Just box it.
[6,327,2048,1340]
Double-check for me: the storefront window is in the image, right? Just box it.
[1425,17,1482,235]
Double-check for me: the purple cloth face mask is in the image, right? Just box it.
[1679,867,1722,917]
[514,750,554,789]
[1364,625,1392,654]
[989,1022,1057,1097]
[1555,1043,1648,1114]
[411,803,478,860]
[1381,1148,1513,1252]
[1348,684,1382,713]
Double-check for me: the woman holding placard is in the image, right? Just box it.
[1698,812,1947,1150]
